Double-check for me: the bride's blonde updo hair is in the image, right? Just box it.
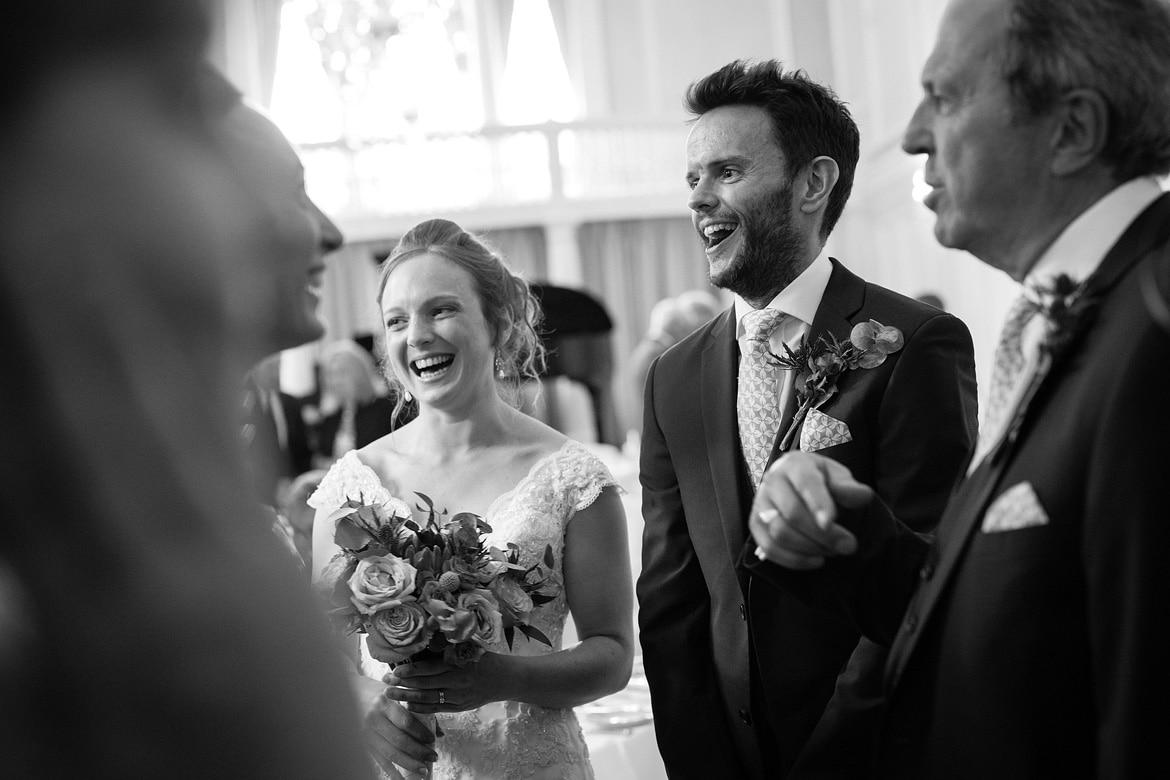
[375,218,545,407]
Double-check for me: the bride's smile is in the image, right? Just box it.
[381,252,500,408]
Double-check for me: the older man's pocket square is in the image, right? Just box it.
[799,408,852,452]
[981,481,1050,533]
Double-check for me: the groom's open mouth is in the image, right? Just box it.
[411,354,454,381]
[701,220,739,249]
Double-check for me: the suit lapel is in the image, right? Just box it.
[702,309,753,560]
[807,258,866,344]
[885,193,1170,686]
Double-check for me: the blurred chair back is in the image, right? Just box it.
[531,284,621,446]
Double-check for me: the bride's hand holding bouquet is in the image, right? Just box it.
[318,492,559,778]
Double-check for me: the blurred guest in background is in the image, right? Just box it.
[625,297,689,438]
[0,2,370,776]
[304,338,414,469]
[638,59,977,779]
[625,289,723,440]
[914,291,946,311]
[675,288,722,329]
[244,352,314,506]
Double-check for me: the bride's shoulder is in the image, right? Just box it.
[307,450,392,512]
[525,435,619,500]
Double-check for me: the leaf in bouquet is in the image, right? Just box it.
[543,545,555,569]
[414,492,435,514]
[516,623,553,647]
[530,593,557,606]
[414,547,437,575]
[504,625,515,650]
[328,509,377,551]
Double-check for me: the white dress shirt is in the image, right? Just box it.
[733,251,834,433]
[1028,176,1163,286]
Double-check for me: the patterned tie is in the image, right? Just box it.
[969,294,1038,472]
[738,308,787,489]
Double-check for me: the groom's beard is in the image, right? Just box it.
[709,179,806,303]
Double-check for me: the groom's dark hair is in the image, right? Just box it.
[685,59,859,239]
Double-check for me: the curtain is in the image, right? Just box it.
[206,0,285,108]
[577,217,723,434]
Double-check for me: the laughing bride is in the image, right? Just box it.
[310,218,634,779]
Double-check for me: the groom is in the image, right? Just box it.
[637,60,978,778]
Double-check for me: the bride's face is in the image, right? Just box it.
[381,253,497,411]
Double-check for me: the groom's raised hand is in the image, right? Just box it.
[749,452,874,569]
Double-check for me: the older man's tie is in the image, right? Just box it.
[738,308,787,489]
[969,293,1040,473]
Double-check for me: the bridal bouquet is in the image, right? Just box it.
[318,492,560,667]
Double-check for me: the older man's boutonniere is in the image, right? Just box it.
[991,273,1096,460]
[772,320,904,451]
[1023,273,1095,358]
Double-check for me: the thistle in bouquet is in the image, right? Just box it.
[318,491,561,774]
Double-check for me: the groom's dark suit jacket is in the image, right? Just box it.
[638,259,978,778]
[745,195,1170,779]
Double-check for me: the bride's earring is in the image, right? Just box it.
[494,352,506,379]
[404,390,413,402]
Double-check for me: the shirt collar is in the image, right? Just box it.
[734,251,833,337]
[1028,176,1164,286]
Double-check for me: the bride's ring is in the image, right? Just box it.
[437,689,446,706]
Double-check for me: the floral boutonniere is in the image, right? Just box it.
[991,273,1097,461]
[1022,273,1095,359]
[772,320,904,451]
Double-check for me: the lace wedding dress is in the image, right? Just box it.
[309,441,619,780]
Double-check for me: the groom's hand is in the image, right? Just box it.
[749,452,873,569]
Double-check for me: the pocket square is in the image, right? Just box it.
[981,481,1050,533]
[799,408,852,452]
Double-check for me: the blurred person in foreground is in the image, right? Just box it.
[310,218,635,779]
[637,60,978,779]
[0,2,371,776]
[748,0,1170,777]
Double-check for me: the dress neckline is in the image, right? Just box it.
[341,440,581,520]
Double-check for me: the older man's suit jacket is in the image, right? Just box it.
[638,259,977,778]
[746,194,1170,779]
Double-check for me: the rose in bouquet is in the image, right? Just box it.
[318,492,561,777]
[318,491,560,667]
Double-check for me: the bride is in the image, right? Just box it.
[310,219,635,779]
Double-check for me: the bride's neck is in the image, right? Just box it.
[409,399,516,459]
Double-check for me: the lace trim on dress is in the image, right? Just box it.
[484,441,621,523]
[435,704,591,779]
[307,450,394,512]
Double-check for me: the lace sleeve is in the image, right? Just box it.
[558,442,624,514]
[306,451,393,513]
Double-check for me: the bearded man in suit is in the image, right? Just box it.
[748,0,1170,777]
[637,60,979,779]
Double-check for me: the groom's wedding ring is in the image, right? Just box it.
[438,689,446,706]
